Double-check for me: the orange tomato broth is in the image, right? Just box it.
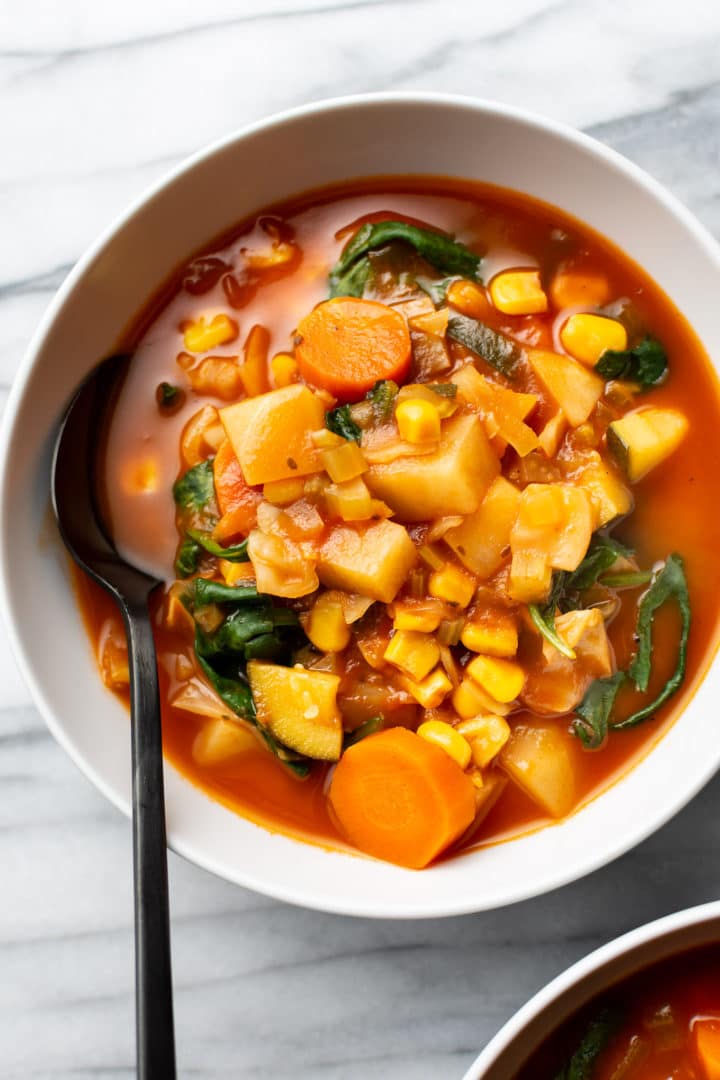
[73,175,720,860]
[518,945,720,1078]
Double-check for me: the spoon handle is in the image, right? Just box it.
[124,603,177,1080]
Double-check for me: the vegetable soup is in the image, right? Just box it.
[75,177,720,868]
[519,946,720,1079]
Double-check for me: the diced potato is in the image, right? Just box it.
[543,609,613,677]
[263,477,306,505]
[499,724,576,818]
[489,270,548,315]
[607,407,689,482]
[220,384,325,485]
[452,366,539,457]
[560,313,627,366]
[579,460,633,526]
[306,591,351,653]
[365,413,500,521]
[192,718,257,766]
[527,348,604,427]
[466,655,526,703]
[384,630,440,681]
[317,519,417,603]
[444,476,521,578]
[324,476,374,521]
[510,484,593,572]
[321,440,368,483]
[461,609,518,657]
[537,411,568,458]
[508,550,553,604]
[248,661,342,761]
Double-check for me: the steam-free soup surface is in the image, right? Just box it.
[75,177,720,867]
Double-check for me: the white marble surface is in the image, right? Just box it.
[3,2,720,1076]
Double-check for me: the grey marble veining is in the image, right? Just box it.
[3,2,720,1076]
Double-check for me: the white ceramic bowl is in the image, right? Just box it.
[463,900,720,1077]
[2,94,720,918]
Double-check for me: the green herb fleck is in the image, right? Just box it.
[595,335,668,388]
[175,536,202,578]
[573,672,625,749]
[343,716,383,748]
[173,459,215,511]
[366,379,399,420]
[326,404,362,442]
[554,1007,622,1080]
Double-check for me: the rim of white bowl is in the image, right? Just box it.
[2,92,720,918]
[462,899,720,1078]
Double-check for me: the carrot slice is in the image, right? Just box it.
[212,438,262,539]
[695,1019,720,1079]
[328,727,476,868]
[295,298,411,399]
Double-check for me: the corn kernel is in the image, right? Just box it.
[384,630,440,682]
[401,668,453,709]
[560,313,627,366]
[456,715,511,767]
[218,559,255,586]
[392,602,443,633]
[263,477,306,505]
[324,476,373,521]
[183,314,238,353]
[428,563,476,608]
[466,655,526,704]
[549,269,611,310]
[417,719,472,769]
[395,398,441,444]
[306,591,351,653]
[489,270,548,315]
[321,440,367,483]
[270,352,299,388]
[461,613,518,657]
[452,677,512,719]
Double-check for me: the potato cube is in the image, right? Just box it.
[317,520,416,603]
[444,476,521,578]
[543,609,613,678]
[220,384,325,485]
[499,724,575,818]
[365,413,499,521]
[510,484,593,572]
[527,348,604,427]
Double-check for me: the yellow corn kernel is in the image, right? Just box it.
[384,630,440,682]
[395,398,441,444]
[466,655,526,704]
[549,269,611,310]
[219,559,255,586]
[560,313,627,366]
[428,563,476,608]
[321,440,368,483]
[461,613,518,657]
[392,602,444,633]
[306,591,351,653]
[324,476,373,521]
[452,677,512,719]
[183,314,238,353]
[417,719,472,769]
[456,715,511,768]
[270,352,299,388]
[401,668,453,709]
[489,270,548,315]
[263,477,306,505]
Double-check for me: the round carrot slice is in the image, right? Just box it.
[295,297,411,400]
[328,726,476,868]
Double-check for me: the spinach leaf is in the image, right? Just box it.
[186,529,249,563]
[612,554,690,729]
[330,255,373,299]
[595,335,668,388]
[598,569,653,589]
[156,381,183,410]
[446,313,522,377]
[173,459,215,511]
[573,672,625,749]
[555,1007,621,1080]
[367,379,399,420]
[565,535,634,594]
[528,601,576,659]
[326,404,362,442]
[330,221,482,298]
[175,536,202,578]
[191,578,262,608]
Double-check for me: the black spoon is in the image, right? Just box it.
[51,355,176,1080]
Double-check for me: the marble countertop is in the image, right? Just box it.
[3,2,720,1076]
